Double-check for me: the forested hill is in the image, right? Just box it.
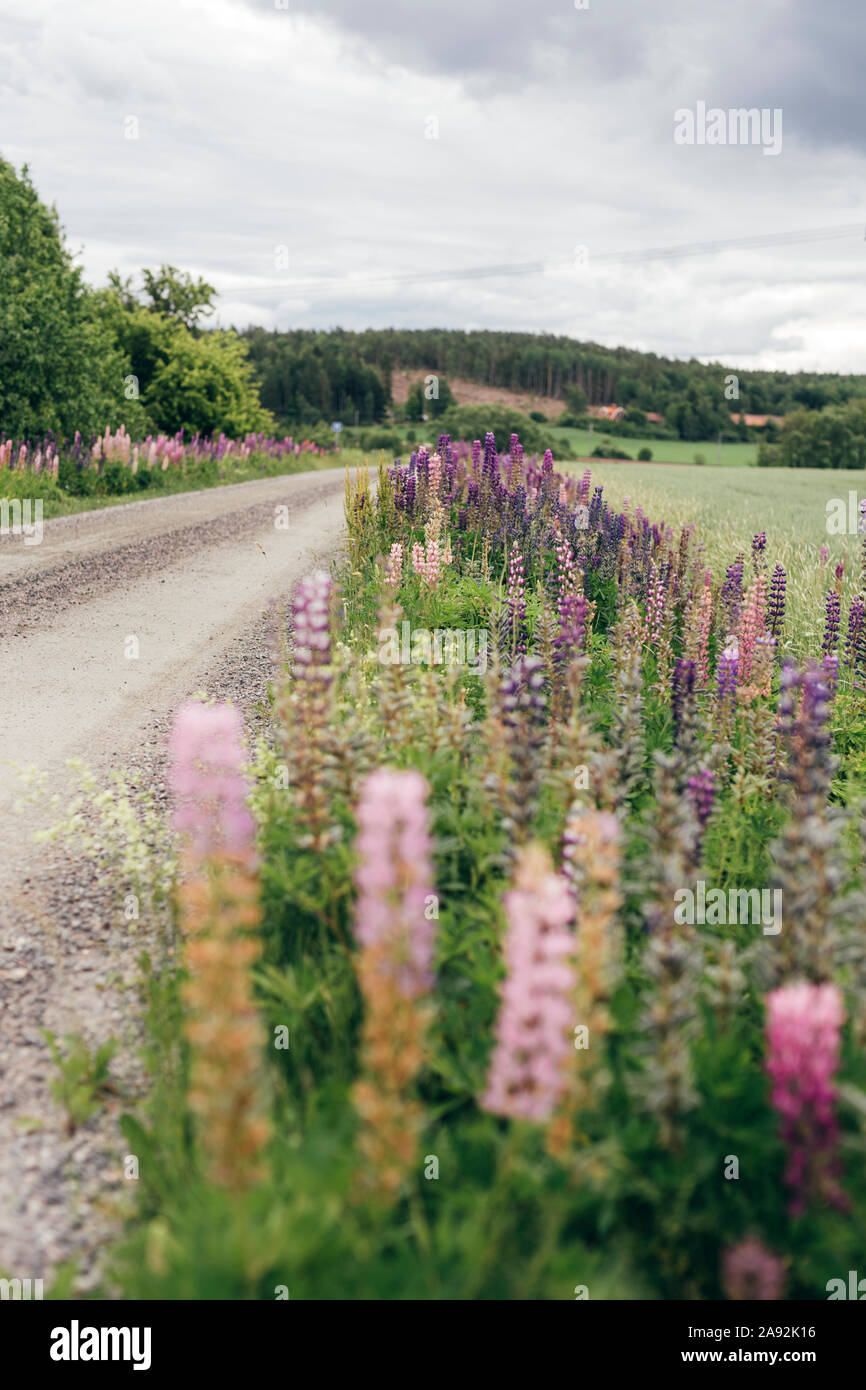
[241,326,866,426]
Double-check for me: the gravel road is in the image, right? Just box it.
[0,467,351,1290]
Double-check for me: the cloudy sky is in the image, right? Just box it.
[2,0,865,372]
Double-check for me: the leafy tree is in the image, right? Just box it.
[405,382,424,423]
[145,330,271,437]
[101,278,270,436]
[564,384,588,415]
[138,265,216,333]
[0,158,138,439]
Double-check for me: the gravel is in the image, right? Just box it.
[0,469,349,1292]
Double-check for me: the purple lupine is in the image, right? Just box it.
[767,564,787,637]
[822,591,841,653]
[671,658,697,744]
[554,591,587,676]
[765,981,847,1216]
[844,595,866,671]
[751,531,767,574]
[500,655,547,842]
[687,766,716,831]
[716,642,739,703]
[822,651,840,697]
[722,554,745,628]
[777,661,833,813]
[482,432,498,489]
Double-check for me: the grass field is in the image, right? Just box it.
[569,461,866,655]
[550,425,758,467]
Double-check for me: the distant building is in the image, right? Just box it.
[645,412,665,424]
[591,404,626,421]
[730,413,785,429]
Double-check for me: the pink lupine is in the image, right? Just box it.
[736,574,767,685]
[696,568,713,686]
[384,542,403,587]
[354,767,435,998]
[481,844,576,1122]
[765,981,847,1216]
[411,541,426,580]
[169,703,255,865]
[722,1239,787,1301]
[425,537,441,586]
[644,562,668,647]
[428,451,442,501]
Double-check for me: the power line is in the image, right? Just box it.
[212,221,865,301]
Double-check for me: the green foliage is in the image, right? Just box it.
[592,443,632,460]
[144,329,272,437]
[43,1030,119,1134]
[0,158,138,439]
[243,328,390,430]
[637,446,653,461]
[758,399,866,469]
[240,327,866,446]
[404,375,456,422]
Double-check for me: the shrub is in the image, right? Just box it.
[591,444,632,460]
[359,429,403,453]
[637,446,653,461]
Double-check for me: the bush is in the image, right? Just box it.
[359,429,403,453]
[591,444,632,460]
[637,447,653,461]
[693,452,706,466]
[529,410,548,423]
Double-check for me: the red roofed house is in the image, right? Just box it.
[730,413,785,429]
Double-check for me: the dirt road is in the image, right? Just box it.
[0,467,351,1287]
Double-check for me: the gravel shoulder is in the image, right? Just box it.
[0,468,351,1289]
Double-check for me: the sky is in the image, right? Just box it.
[1,0,865,373]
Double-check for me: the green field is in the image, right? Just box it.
[568,460,866,655]
[550,425,758,467]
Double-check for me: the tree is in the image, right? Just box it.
[564,384,588,416]
[428,376,456,419]
[405,383,425,423]
[145,330,271,437]
[0,157,138,439]
[139,265,216,333]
